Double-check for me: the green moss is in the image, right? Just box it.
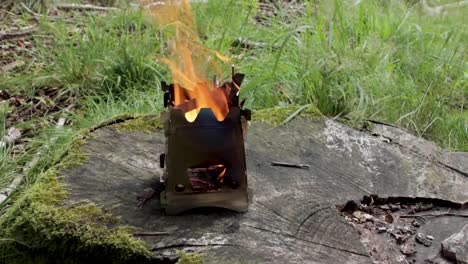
[111,115,162,133]
[252,105,322,126]
[0,132,154,264]
[176,251,206,264]
[89,114,139,131]
[59,137,89,169]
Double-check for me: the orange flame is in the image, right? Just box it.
[145,0,231,122]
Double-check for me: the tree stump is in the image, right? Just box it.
[63,117,468,263]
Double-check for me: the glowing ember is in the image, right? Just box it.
[145,0,232,122]
[187,165,226,191]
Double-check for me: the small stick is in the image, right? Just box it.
[277,104,312,128]
[20,3,44,17]
[133,232,170,236]
[0,26,37,41]
[20,3,75,23]
[271,161,310,169]
[400,213,468,218]
[137,189,156,208]
[55,3,119,12]
[0,117,67,205]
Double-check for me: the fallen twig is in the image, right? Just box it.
[401,213,468,219]
[21,3,75,23]
[20,2,43,17]
[271,161,310,169]
[55,3,119,12]
[421,0,468,16]
[0,26,37,41]
[0,61,25,73]
[274,104,313,129]
[0,118,67,206]
[137,188,156,208]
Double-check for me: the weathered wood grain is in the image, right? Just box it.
[63,117,468,263]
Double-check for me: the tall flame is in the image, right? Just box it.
[145,0,231,122]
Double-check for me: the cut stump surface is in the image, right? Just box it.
[63,117,468,263]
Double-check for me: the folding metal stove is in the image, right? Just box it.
[159,72,251,215]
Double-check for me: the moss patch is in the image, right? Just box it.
[252,105,322,126]
[176,251,206,264]
[0,131,154,264]
[252,105,379,134]
[111,115,162,133]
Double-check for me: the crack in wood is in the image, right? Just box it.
[435,160,468,178]
[255,201,295,223]
[151,242,243,252]
[368,126,468,178]
[294,205,331,236]
[359,195,468,209]
[241,223,369,257]
[400,213,468,218]
[241,223,284,236]
[309,161,372,194]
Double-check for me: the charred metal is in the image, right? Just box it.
[159,71,252,215]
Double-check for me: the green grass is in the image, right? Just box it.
[0,0,467,261]
[2,0,466,150]
[223,0,467,150]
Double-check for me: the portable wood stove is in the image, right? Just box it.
[159,72,252,215]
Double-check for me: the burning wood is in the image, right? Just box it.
[146,0,232,122]
[146,0,252,214]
